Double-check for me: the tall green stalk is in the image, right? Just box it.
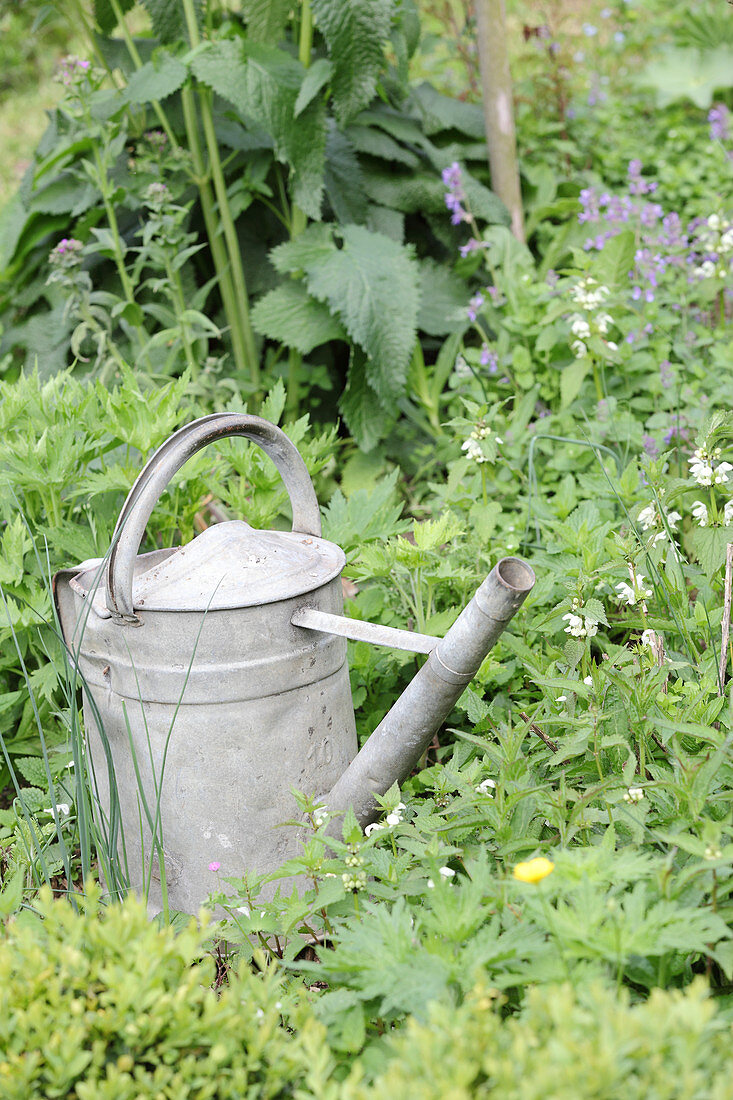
[181,0,260,388]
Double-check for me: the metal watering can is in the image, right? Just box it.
[54,414,535,913]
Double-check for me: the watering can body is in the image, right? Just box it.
[54,414,535,914]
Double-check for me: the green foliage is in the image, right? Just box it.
[349,980,733,1099]
[0,884,322,1099]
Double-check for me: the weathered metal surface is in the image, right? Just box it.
[324,557,536,828]
[54,413,537,915]
[291,607,438,654]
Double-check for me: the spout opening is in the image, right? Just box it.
[496,557,535,593]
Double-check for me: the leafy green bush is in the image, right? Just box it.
[0,884,328,1099]
[346,979,733,1100]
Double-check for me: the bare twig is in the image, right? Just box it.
[519,711,558,753]
[719,542,733,696]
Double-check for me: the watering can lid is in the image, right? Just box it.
[127,520,345,612]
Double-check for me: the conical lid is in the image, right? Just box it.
[129,521,344,612]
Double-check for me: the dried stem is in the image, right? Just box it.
[718,542,733,695]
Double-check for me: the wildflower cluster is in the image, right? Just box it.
[364,801,406,836]
[48,237,84,269]
[690,214,733,282]
[562,597,598,638]
[462,421,502,464]
[342,845,366,892]
[55,56,91,86]
[567,278,616,357]
[637,502,681,547]
[616,570,652,607]
[688,447,732,488]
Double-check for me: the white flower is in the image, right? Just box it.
[556,695,567,703]
[724,501,733,526]
[235,904,251,917]
[426,879,435,889]
[365,822,385,837]
[571,338,587,358]
[563,612,586,637]
[693,260,716,279]
[439,866,456,878]
[624,786,644,803]
[462,438,489,464]
[708,214,721,231]
[596,312,613,334]
[44,803,70,817]
[570,315,591,340]
[640,629,658,648]
[638,504,656,530]
[385,813,401,826]
[583,675,593,686]
[476,778,496,795]
[616,571,652,606]
[606,341,618,351]
[637,503,681,546]
[715,461,732,484]
[691,500,709,527]
[720,228,733,253]
[704,845,722,860]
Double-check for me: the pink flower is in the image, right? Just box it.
[208,861,220,872]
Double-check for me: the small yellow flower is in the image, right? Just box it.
[512,857,555,884]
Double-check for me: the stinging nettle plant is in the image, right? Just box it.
[0,0,508,448]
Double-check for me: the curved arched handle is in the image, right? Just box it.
[106,413,322,623]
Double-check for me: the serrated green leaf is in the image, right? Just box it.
[311,0,396,125]
[417,258,467,336]
[142,0,198,45]
[251,281,347,354]
[302,224,419,405]
[295,58,333,116]
[192,41,327,220]
[345,123,421,167]
[410,82,486,138]
[593,229,636,288]
[270,223,336,275]
[339,346,394,451]
[126,51,188,104]
[688,525,732,575]
[361,165,507,225]
[324,124,368,225]
[28,176,97,217]
[241,0,292,43]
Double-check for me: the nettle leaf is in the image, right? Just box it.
[271,222,336,274]
[251,281,347,354]
[362,166,506,225]
[311,0,396,125]
[323,468,409,553]
[93,0,134,35]
[339,346,394,452]
[192,41,327,220]
[593,229,636,287]
[295,58,333,117]
[241,0,292,43]
[417,258,467,336]
[125,51,188,104]
[304,224,420,405]
[345,123,421,168]
[688,525,731,576]
[560,357,591,408]
[324,124,368,225]
[142,0,200,45]
[410,82,486,138]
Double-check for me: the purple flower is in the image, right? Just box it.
[642,433,659,458]
[459,237,481,257]
[208,861,221,872]
[480,345,499,373]
[659,360,673,388]
[709,103,730,143]
[442,161,469,225]
[467,292,484,322]
[49,237,84,267]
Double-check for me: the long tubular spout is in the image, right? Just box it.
[325,557,535,827]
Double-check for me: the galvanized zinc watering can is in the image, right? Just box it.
[54,414,535,913]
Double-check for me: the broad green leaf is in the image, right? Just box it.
[251,281,347,354]
[295,58,333,117]
[28,176,97,217]
[126,51,188,104]
[0,195,27,271]
[93,0,134,35]
[142,0,199,45]
[417,259,468,336]
[593,229,636,288]
[241,0,292,43]
[311,0,396,124]
[361,165,507,225]
[339,346,394,451]
[192,41,327,220]
[271,223,336,275]
[323,124,368,225]
[688,525,731,575]
[303,224,420,405]
[560,357,591,408]
[345,123,421,167]
[410,82,486,138]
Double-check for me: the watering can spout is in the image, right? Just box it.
[325,557,535,828]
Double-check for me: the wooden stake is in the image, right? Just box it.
[474,0,525,242]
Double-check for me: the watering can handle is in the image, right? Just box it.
[106,413,322,623]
